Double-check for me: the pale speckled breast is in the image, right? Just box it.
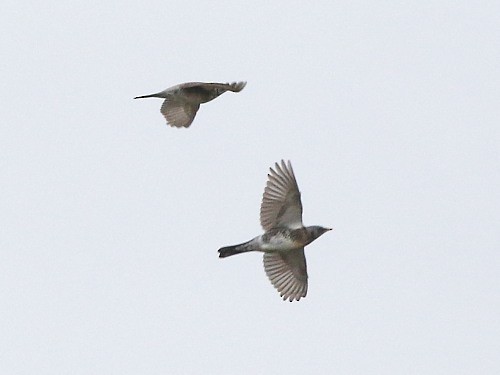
[261,227,308,251]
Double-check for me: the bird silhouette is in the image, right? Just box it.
[134,81,246,128]
[218,160,332,302]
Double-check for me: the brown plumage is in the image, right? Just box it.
[134,81,246,128]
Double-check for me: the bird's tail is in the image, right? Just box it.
[218,240,253,258]
[133,93,161,99]
[228,81,247,92]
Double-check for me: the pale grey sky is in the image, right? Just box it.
[1,1,499,374]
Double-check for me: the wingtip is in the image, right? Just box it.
[271,159,293,176]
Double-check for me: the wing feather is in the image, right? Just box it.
[263,249,308,302]
[160,98,200,128]
[260,160,303,230]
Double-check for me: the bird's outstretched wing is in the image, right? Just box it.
[167,81,246,93]
[260,160,303,231]
[263,249,308,302]
[190,81,246,93]
[160,98,200,128]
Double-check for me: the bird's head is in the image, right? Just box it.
[307,226,332,242]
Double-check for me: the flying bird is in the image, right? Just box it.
[218,160,332,302]
[134,81,246,128]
